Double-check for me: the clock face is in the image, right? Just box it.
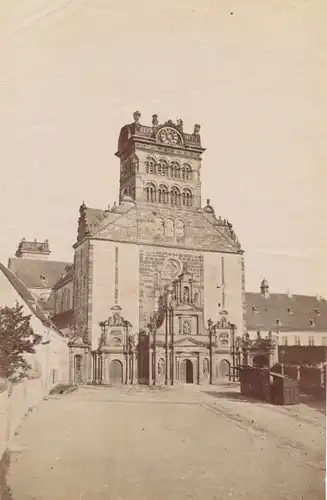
[159,127,179,145]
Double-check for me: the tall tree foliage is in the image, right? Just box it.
[0,302,42,380]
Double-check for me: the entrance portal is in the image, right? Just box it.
[186,359,194,384]
[109,359,123,384]
[219,359,231,379]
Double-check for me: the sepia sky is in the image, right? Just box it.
[0,0,326,296]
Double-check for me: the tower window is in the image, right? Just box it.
[182,189,193,207]
[145,157,156,175]
[171,161,180,179]
[170,187,180,206]
[183,163,192,181]
[145,183,156,202]
[309,319,315,328]
[158,185,168,204]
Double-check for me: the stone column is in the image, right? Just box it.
[69,349,74,384]
[125,352,129,385]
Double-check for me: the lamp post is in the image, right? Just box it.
[230,323,236,382]
[208,318,214,385]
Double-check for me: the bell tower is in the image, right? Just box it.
[115,111,206,211]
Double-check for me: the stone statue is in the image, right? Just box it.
[176,118,184,130]
[133,111,141,123]
[183,321,191,335]
[257,330,261,339]
[158,358,164,375]
[203,358,209,374]
[194,124,201,134]
[113,313,120,326]
[152,114,158,126]
[129,334,136,349]
[183,286,190,303]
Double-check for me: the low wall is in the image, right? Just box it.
[0,378,45,459]
[271,363,326,397]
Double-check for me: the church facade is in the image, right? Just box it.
[70,112,245,385]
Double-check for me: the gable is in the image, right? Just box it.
[174,336,206,347]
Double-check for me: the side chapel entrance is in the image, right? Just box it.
[109,359,123,384]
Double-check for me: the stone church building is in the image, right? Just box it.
[70,112,246,385]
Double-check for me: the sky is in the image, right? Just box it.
[0,0,326,296]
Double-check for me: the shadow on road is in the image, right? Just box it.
[203,390,262,404]
[299,393,326,416]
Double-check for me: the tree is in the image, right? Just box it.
[0,302,42,380]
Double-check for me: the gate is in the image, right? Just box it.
[109,360,123,384]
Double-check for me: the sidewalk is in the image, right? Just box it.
[198,384,325,468]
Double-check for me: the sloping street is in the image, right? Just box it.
[4,385,325,500]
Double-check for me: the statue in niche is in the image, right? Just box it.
[129,334,136,349]
[158,358,164,375]
[155,217,164,237]
[183,320,191,335]
[183,286,190,303]
[203,358,209,374]
[113,313,120,326]
[193,292,199,305]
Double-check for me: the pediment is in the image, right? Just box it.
[174,303,202,313]
[174,336,206,347]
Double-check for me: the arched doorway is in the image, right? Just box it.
[109,360,123,384]
[186,359,194,384]
[74,355,82,384]
[219,359,231,379]
[253,355,269,369]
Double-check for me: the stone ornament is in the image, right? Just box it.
[159,127,179,145]
[162,257,182,279]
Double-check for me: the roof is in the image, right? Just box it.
[8,258,72,289]
[245,292,327,333]
[51,309,74,333]
[0,262,61,332]
[15,239,50,257]
[53,265,73,290]
[76,202,242,253]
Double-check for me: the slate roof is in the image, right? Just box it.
[8,258,72,289]
[0,262,61,332]
[51,309,74,333]
[245,292,327,333]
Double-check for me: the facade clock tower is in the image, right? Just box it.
[115,111,205,211]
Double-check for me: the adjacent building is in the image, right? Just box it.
[245,279,327,349]
[8,239,72,318]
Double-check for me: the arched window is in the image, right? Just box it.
[145,182,156,202]
[158,159,168,177]
[171,161,180,179]
[145,156,156,175]
[170,186,180,206]
[183,164,192,181]
[181,166,186,180]
[158,185,168,204]
[182,189,193,207]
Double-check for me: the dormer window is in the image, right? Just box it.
[40,274,46,281]
[287,308,294,315]
[314,308,320,315]
[276,319,282,326]
[309,319,315,328]
[252,306,259,313]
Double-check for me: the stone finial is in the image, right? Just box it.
[133,111,141,123]
[152,114,158,126]
[194,124,201,134]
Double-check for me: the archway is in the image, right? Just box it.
[74,355,82,384]
[186,359,194,384]
[219,359,231,379]
[109,359,123,384]
[253,355,269,369]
